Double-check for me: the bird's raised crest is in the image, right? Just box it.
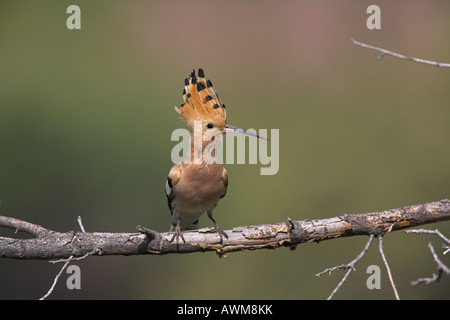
[175,68,227,129]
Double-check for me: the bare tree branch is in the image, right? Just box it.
[316,234,374,300]
[39,255,73,300]
[0,199,449,260]
[406,228,450,246]
[406,228,450,286]
[410,242,449,286]
[377,234,400,300]
[39,213,90,300]
[2,199,449,300]
[351,38,450,68]
[316,233,401,300]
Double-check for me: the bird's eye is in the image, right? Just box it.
[206,123,214,129]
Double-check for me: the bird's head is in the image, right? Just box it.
[175,68,267,142]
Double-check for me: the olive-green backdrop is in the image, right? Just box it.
[0,0,449,299]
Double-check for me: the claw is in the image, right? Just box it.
[215,224,229,244]
[169,218,186,247]
[207,211,228,244]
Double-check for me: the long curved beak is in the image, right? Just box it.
[222,125,268,141]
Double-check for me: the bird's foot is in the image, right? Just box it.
[169,222,186,247]
[206,211,228,244]
[214,223,229,244]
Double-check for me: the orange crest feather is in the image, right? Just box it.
[175,69,227,129]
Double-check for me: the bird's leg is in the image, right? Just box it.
[169,216,186,246]
[207,210,229,244]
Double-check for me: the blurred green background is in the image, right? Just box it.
[1,0,449,299]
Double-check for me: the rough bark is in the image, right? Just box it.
[1,199,449,260]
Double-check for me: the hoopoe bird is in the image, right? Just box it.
[166,68,265,245]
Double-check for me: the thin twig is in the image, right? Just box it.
[50,248,100,264]
[351,38,450,68]
[40,217,92,299]
[406,228,450,285]
[406,228,450,245]
[39,255,73,300]
[427,241,449,277]
[378,234,400,300]
[411,273,440,286]
[0,215,50,238]
[316,234,374,300]
[411,242,450,286]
